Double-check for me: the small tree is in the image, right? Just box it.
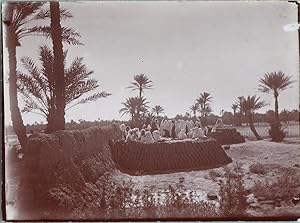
[259,71,294,141]
[196,92,212,125]
[152,105,164,117]
[119,97,149,127]
[237,95,266,140]
[17,45,111,133]
[189,103,199,118]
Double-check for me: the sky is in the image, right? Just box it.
[3,1,299,124]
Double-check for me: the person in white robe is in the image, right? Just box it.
[145,131,154,144]
[139,129,147,143]
[192,127,205,139]
[125,130,137,142]
[152,130,161,142]
[120,124,127,139]
[178,129,188,140]
[186,120,193,133]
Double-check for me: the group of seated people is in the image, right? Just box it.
[120,118,213,144]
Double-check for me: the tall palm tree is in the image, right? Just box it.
[127,74,153,98]
[196,92,212,118]
[152,105,164,116]
[119,97,149,126]
[17,45,111,132]
[3,2,81,146]
[259,71,294,128]
[49,1,65,131]
[4,2,43,148]
[189,103,199,117]
[231,103,238,126]
[238,95,266,140]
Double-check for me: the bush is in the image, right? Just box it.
[249,163,266,175]
[72,176,218,220]
[252,168,300,202]
[218,163,249,217]
[268,123,286,142]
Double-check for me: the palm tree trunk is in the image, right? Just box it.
[50,2,65,131]
[6,4,28,148]
[274,93,280,128]
[247,112,262,140]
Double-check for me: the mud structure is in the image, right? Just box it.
[208,128,245,145]
[111,139,232,175]
[15,124,121,220]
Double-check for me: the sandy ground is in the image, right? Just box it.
[5,131,300,219]
[113,137,300,217]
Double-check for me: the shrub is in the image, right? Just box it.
[72,176,218,219]
[268,123,286,142]
[218,163,248,217]
[249,163,266,175]
[208,170,223,182]
[252,168,300,202]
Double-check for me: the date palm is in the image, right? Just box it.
[196,92,212,117]
[127,74,153,98]
[17,45,111,132]
[119,97,149,126]
[189,103,199,117]
[259,71,294,127]
[152,105,164,117]
[238,95,266,140]
[231,104,238,115]
[3,2,81,146]
[4,2,44,148]
[231,103,238,126]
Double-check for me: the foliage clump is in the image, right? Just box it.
[216,164,249,217]
[268,123,286,142]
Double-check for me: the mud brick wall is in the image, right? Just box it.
[16,124,121,219]
[111,139,232,175]
[209,128,245,145]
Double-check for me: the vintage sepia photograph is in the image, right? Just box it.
[2,0,300,221]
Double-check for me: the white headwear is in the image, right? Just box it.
[145,131,154,144]
[192,127,205,139]
[120,123,126,132]
[178,129,187,140]
[215,118,224,128]
[186,120,193,132]
[152,130,161,141]
[125,130,136,142]
[132,128,140,139]
[179,120,186,131]
[146,124,152,131]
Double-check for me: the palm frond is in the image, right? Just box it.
[30,25,83,45]
[33,7,73,20]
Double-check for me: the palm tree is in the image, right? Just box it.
[49,1,65,131]
[196,92,212,118]
[127,74,153,98]
[152,105,164,116]
[231,104,238,115]
[189,103,199,117]
[17,45,111,132]
[238,95,266,140]
[259,71,294,128]
[119,97,149,126]
[196,92,212,125]
[3,2,44,148]
[3,2,81,146]
[231,103,238,126]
